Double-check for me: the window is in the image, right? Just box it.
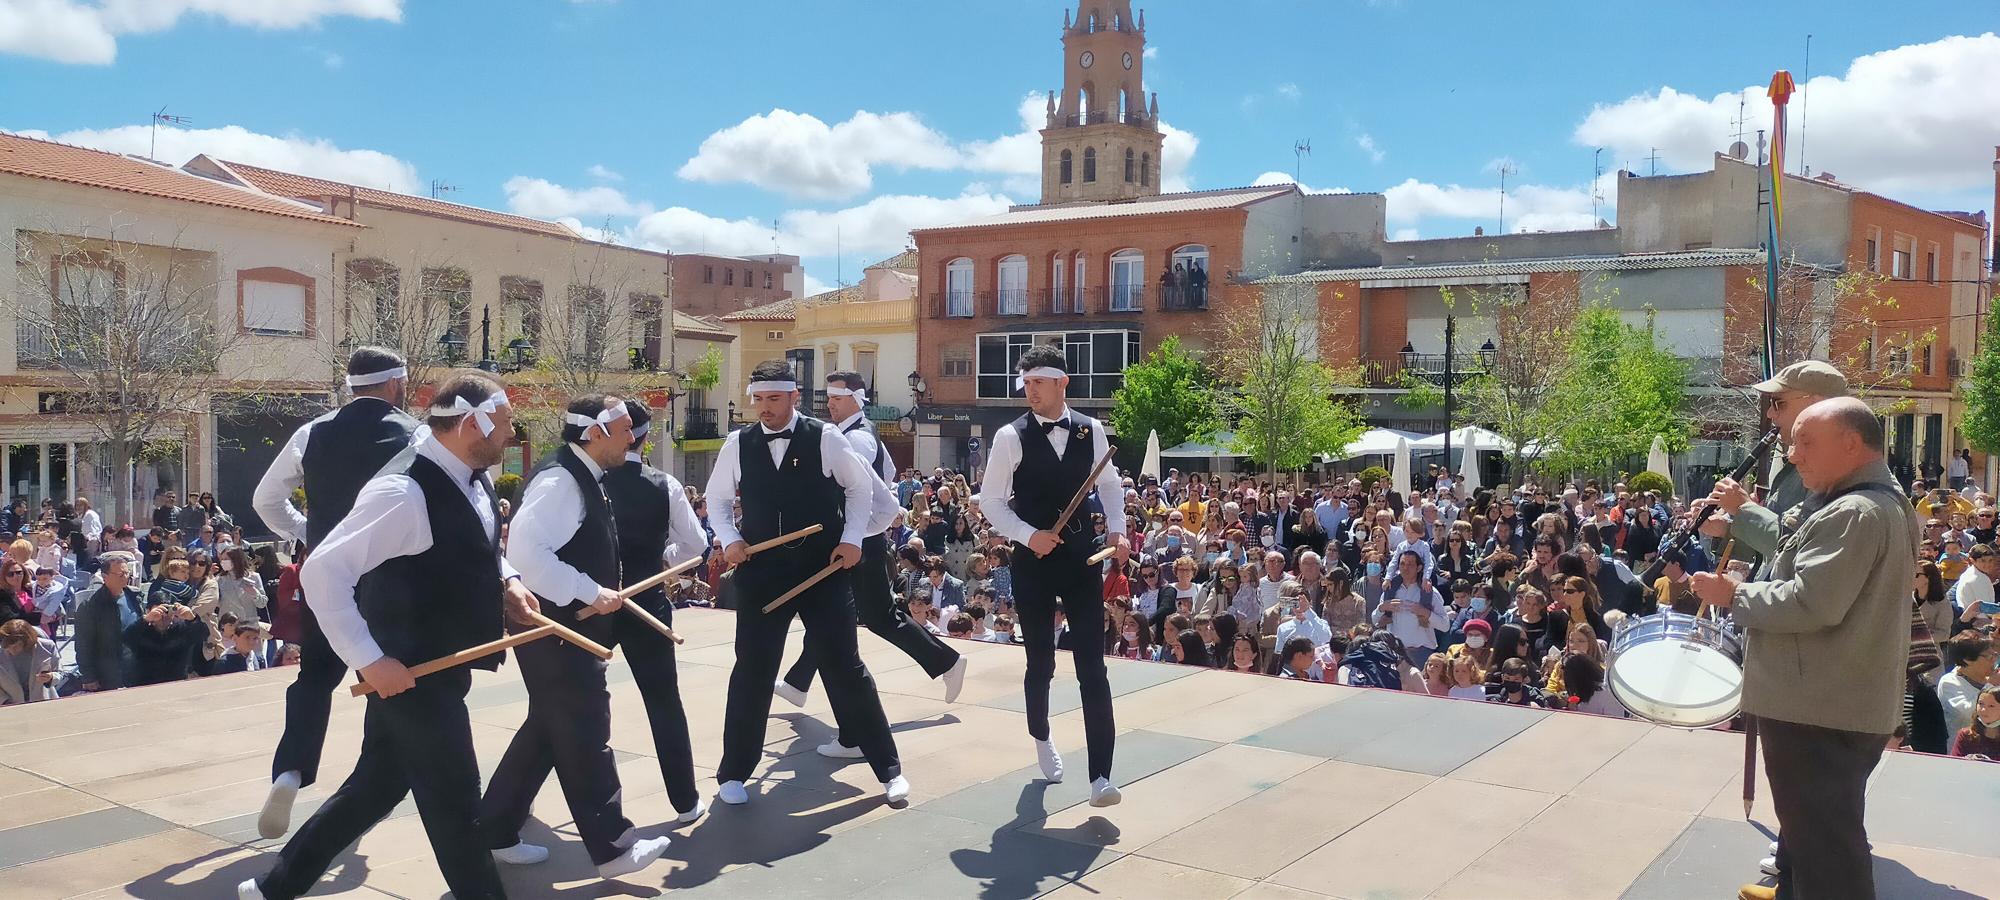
[1140,152,1151,186]
[1073,253,1086,313]
[500,277,543,348]
[996,254,1028,315]
[854,347,878,391]
[54,253,119,306]
[240,269,310,336]
[1892,236,1915,279]
[1060,149,1073,184]
[704,265,714,284]
[725,268,735,286]
[1865,228,1880,272]
[1169,245,1210,309]
[1109,249,1144,311]
[345,258,399,346]
[1926,249,1937,284]
[1049,252,1066,315]
[1124,148,1135,183]
[421,267,473,344]
[567,284,609,364]
[1083,148,1097,182]
[767,330,785,340]
[977,329,1135,399]
[764,271,773,289]
[630,293,664,368]
[945,257,974,317]
[1921,341,1934,376]
[941,345,973,377]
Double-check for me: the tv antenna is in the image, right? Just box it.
[149,106,192,160]
[429,179,458,199]
[1496,160,1517,234]
[1592,149,1605,223]
[1644,147,1662,176]
[1293,139,1311,183]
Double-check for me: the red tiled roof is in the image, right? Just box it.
[720,297,798,322]
[220,159,581,239]
[0,132,359,227]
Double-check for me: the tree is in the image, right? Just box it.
[1109,335,1216,469]
[1444,281,1581,480]
[1207,280,1365,479]
[1540,303,1692,478]
[1962,311,2000,457]
[5,225,248,524]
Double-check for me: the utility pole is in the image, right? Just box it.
[1443,315,1456,468]
[1497,161,1517,235]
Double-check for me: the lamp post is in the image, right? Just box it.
[476,306,498,373]
[503,337,533,373]
[437,327,466,366]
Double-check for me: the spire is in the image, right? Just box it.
[1149,91,1159,120]
[1138,8,1145,31]
[1046,90,1056,126]
[1063,8,1070,30]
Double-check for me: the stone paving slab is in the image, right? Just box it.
[3,607,1998,899]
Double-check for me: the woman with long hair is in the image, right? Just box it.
[1485,622,1539,686]
[1112,610,1152,661]
[1544,622,1607,696]
[1560,655,1626,717]
[1287,507,1329,558]
[1915,559,1951,639]
[1171,629,1211,667]
[1224,633,1262,674]
[1210,613,1240,669]
[1551,574,1611,640]
[1951,685,2000,759]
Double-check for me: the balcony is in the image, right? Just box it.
[1360,352,1492,388]
[682,407,719,440]
[995,288,1030,317]
[16,315,216,372]
[1157,282,1209,311]
[1107,282,1146,314]
[1033,288,1089,316]
[794,296,914,332]
[927,291,975,319]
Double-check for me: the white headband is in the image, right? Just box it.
[1014,366,1066,390]
[630,421,649,440]
[346,366,407,388]
[826,385,868,404]
[564,402,631,438]
[746,380,798,395]
[428,390,511,437]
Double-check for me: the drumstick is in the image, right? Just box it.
[763,560,844,613]
[351,626,556,697]
[1087,546,1118,565]
[616,555,707,603]
[1050,449,1117,537]
[526,611,614,660]
[619,595,684,644]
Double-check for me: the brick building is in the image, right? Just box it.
[669,252,801,318]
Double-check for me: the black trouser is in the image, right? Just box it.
[258,668,503,900]
[1761,716,1887,900]
[720,559,899,784]
[1013,546,1115,781]
[271,604,346,787]
[781,534,960,744]
[478,600,631,865]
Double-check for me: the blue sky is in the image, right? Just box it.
[4,1,1996,295]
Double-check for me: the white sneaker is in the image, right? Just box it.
[237,878,266,900]
[941,656,968,703]
[491,842,548,865]
[882,774,911,804]
[1759,855,1780,876]
[1036,739,1064,784]
[774,680,808,708]
[816,740,865,759]
[613,827,637,850]
[597,836,670,880]
[1089,777,1122,807]
[257,771,301,840]
[676,798,708,824]
[718,780,749,805]
[1769,841,1779,854]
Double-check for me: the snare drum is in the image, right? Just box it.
[1606,611,1744,728]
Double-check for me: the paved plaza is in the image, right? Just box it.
[2,609,1997,899]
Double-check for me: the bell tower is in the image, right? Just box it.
[1039,2,1163,204]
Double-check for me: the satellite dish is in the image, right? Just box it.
[1727,141,1750,160]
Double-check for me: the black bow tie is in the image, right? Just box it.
[1040,418,1073,435]
[765,428,794,439]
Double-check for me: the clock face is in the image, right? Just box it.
[1122,52,1133,69]
[1079,50,1094,69]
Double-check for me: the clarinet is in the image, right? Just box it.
[1642,426,1781,585]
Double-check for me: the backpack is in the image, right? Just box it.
[1343,640,1403,690]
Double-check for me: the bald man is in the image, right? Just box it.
[1691,398,1918,900]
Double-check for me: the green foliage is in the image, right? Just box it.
[1393,370,1445,411]
[1962,312,2000,456]
[1228,359,1367,473]
[683,345,724,393]
[1358,466,1391,492]
[1540,304,1692,477]
[1110,335,1217,462]
[494,473,524,506]
[1626,470,1673,496]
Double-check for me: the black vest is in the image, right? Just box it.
[302,398,419,547]
[605,460,678,609]
[737,417,842,568]
[353,453,504,669]
[532,445,622,596]
[841,416,889,483]
[1007,412,1095,559]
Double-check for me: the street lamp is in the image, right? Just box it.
[503,336,534,373]
[437,327,466,365]
[1478,338,1497,367]
[476,306,498,373]
[727,399,737,428]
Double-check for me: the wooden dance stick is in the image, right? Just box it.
[763,561,844,613]
[1087,546,1119,565]
[350,626,556,697]
[616,555,707,604]
[1049,448,1117,537]
[619,594,684,645]
[743,524,825,556]
[526,611,614,659]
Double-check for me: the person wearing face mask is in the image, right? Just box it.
[1950,685,2000,759]
[1359,550,1388,614]
[1486,657,1554,707]
[1449,617,1496,672]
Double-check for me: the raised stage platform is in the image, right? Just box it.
[2,608,1997,899]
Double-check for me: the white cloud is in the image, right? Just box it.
[1276,82,1301,101]
[502,176,650,219]
[1355,133,1384,164]
[586,163,622,181]
[1159,121,1198,192]
[1392,227,1420,241]
[1142,46,1157,59]
[16,122,420,192]
[0,0,401,64]
[627,188,1015,260]
[1574,32,2000,194]
[1482,156,1519,175]
[1383,173,1613,234]
[801,273,834,296]
[677,108,961,200]
[1251,171,1352,194]
[958,94,1044,176]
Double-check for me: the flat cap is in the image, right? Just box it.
[1752,360,1849,397]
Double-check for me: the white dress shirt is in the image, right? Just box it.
[627,452,711,569]
[703,410,878,549]
[1276,608,1333,650]
[834,410,903,536]
[252,403,359,544]
[79,509,102,542]
[300,435,515,670]
[980,405,1128,546]
[508,444,613,606]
